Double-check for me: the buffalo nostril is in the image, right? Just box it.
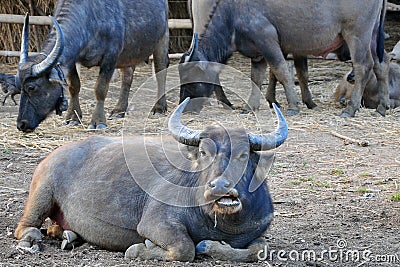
[17,120,27,131]
[208,178,231,191]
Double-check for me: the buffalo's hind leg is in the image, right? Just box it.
[294,56,318,110]
[14,167,54,250]
[109,67,135,119]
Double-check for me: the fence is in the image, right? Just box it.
[1,2,399,59]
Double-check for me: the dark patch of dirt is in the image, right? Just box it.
[1,12,400,267]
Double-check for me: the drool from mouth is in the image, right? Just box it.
[213,194,242,214]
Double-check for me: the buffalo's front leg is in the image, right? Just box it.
[89,59,116,129]
[126,219,195,261]
[109,66,135,118]
[195,237,267,262]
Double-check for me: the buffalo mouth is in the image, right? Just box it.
[213,194,242,214]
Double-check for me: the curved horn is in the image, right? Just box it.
[248,103,288,151]
[31,16,64,77]
[20,13,30,64]
[168,97,202,146]
[185,33,199,62]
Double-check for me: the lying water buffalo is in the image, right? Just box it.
[16,0,169,132]
[14,98,288,262]
[180,0,389,117]
[185,0,351,112]
[0,73,19,105]
[335,62,400,109]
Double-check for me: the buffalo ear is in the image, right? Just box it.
[248,152,275,193]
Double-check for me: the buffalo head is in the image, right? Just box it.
[178,34,222,112]
[16,14,67,132]
[169,98,288,215]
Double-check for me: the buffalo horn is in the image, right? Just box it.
[31,16,64,77]
[185,33,199,62]
[168,97,202,146]
[20,14,30,64]
[248,103,288,151]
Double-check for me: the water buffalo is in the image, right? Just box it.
[185,0,351,112]
[335,62,400,109]
[14,98,288,262]
[16,0,169,132]
[180,0,389,117]
[0,73,19,105]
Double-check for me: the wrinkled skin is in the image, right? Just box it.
[335,62,400,109]
[390,40,400,61]
[14,100,287,262]
[180,0,389,117]
[16,0,169,132]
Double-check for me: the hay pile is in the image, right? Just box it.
[0,0,191,63]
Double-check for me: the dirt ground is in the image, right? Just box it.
[1,14,400,267]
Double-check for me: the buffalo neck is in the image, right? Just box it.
[198,1,235,64]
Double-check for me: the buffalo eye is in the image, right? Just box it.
[199,149,207,157]
[237,152,249,161]
[26,85,36,92]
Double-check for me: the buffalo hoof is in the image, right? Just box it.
[67,120,80,126]
[61,230,83,250]
[339,111,353,118]
[125,243,145,259]
[88,123,107,130]
[375,105,387,117]
[108,112,125,119]
[16,227,42,252]
[286,108,299,116]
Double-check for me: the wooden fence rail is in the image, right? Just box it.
[0,14,191,58]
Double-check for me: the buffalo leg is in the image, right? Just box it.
[126,221,195,261]
[294,56,318,109]
[249,23,300,115]
[214,84,233,108]
[89,59,117,129]
[265,68,279,108]
[195,237,267,262]
[151,25,169,114]
[109,66,135,118]
[65,65,82,126]
[247,58,268,111]
[372,52,390,116]
[340,34,375,117]
[14,167,54,249]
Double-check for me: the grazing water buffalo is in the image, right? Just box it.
[16,0,169,132]
[15,98,288,262]
[186,0,351,112]
[335,62,400,109]
[180,0,389,117]
[0,73,19,105]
